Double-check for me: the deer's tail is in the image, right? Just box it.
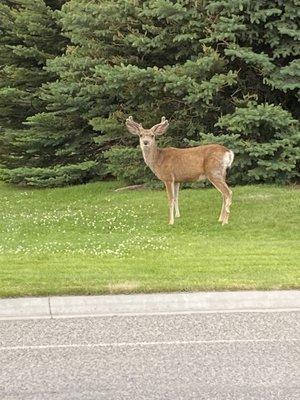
[224,150,234,176]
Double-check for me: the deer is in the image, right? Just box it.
[125,116,234,226]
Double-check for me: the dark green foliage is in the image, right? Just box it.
[204,0,300,116]
[0,161,101,187]
[104,147,153,185]
[0,0,299,187]
[194,0,300,184]
[189,101,300,184]
[0,0,68,169]
[0,0,67,128]
[48,0,239,186]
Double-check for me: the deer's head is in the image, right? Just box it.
[125,116,169,149]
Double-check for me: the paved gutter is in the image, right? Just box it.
[0,290,299,320]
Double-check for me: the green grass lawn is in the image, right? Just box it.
[0,181,299,297]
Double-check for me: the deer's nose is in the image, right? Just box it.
[143,140,149,145]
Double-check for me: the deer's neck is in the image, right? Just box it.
[141,145,160,174]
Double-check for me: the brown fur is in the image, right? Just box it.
[125,116,234,225]
[149,145,231,182]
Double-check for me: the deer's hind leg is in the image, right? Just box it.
[207,174,232,225]
[218,194,226,223]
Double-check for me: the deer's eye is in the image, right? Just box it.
[151,134,154,138]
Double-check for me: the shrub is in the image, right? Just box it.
[0,161,103,188]
[104,147,154,185]
[193,101,300,185]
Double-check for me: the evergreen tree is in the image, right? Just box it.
[204,0,300,115]
[1,0,299,186]
[0,0,67,170]
[2,0,238,186]
[194,0,300,183]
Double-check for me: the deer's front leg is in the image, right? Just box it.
[165,181,175,225]
[174,182,180,218]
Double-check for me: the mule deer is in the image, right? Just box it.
[125,116,234,225]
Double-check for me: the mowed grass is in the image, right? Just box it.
[0,181,299,297]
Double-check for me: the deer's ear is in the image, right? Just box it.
[125,116,141,135]
[151,116,169,135]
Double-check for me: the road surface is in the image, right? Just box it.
[0,308,299,399]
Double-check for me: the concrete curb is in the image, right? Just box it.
[0,291,299,320]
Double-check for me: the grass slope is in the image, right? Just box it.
[0,181,299,297]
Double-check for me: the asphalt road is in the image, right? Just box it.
[0,310,299,400]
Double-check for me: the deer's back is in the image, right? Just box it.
[155,144,231,182]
